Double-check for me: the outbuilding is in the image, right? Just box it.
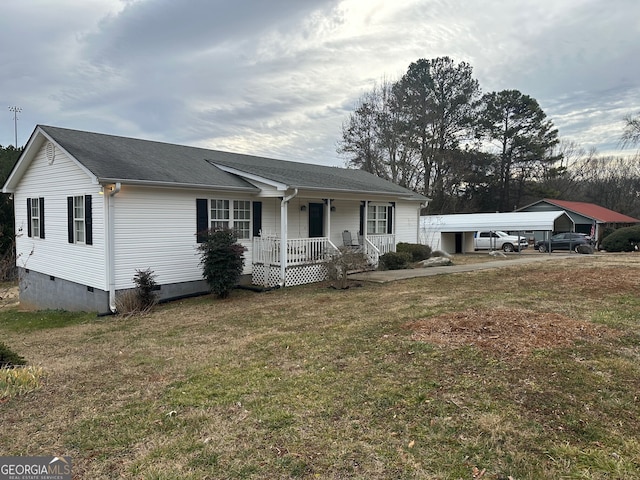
[517,199,640,246]
[419,211,574,253]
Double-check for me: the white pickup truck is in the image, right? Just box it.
[474,231,529,252]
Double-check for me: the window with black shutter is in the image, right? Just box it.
[27,197,45,239]
[67,195,91,244]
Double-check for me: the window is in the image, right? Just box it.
[73,196,85,243]
[210,199,230,230]
[30,198,40,238]
[67,195,92,245]
[209,199,251,239]
[233,200,251,239]
[27,197,45,239]
[367,205,388,234]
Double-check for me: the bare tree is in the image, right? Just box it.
[338,80,423,192]
[620,112,640,150]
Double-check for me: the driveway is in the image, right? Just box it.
[349,253,579,283]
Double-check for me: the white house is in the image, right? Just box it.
[3,125,429,313]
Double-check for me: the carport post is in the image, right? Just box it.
[546,230,551,255]
[518,231,522,256]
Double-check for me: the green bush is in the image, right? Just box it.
[396,242,432,262]
[601,225,640,252]
[198,228,246,298]
[0,342,26,368]
[378,251,412,270]
[133,268,158,310]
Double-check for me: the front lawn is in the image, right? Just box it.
[0,254,639,479]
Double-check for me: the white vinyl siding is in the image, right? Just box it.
[112,189,256,289]
[13,145,106,289]
[394,200,422,244]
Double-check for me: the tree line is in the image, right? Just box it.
[0,145,21,278]
[338,56,640,218]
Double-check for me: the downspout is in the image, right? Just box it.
[106,182,122,312]
[280,188,298,287]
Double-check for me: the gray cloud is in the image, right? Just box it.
[1,0,639,165]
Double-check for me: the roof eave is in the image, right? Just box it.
[96,178,260,192]
[293,184,429,201]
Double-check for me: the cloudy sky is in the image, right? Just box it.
[1,0,639,166]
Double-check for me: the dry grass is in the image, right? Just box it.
[0,253,639,479]
[0,365,44,399]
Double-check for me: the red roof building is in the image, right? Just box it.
[518,199,640,243]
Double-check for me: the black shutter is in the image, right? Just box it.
[196,198,208,243]
[67,196,74,243]
[85,195,92,245]
[359,202,365,236]
[387,204,394,234]
[252,201,262,237]
[27,198,32,238]
[39,197,45,239]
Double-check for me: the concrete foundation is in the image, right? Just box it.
[18,268,214,314]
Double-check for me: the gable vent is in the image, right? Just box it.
[45,142,56,164]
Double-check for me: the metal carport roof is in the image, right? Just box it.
[420,211,574,232]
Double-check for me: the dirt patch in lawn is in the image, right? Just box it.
[405,308,615,358]
[0,284,19,309]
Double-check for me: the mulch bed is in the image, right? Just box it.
[405,308,615,358]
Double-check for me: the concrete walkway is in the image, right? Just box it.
[349,253,579,283]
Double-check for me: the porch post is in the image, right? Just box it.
[280,189,298,286]
[364,200,369,243]
[326,198,331,242]
[280,200,287,286]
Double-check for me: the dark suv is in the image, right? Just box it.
[536,232,591,253]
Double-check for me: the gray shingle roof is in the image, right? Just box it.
[40,125,427,200]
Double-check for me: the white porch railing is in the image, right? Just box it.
[253,236,340,266]
[362,234,396,266]
[252,234,395,287]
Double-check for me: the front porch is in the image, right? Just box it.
[252,234,396,287]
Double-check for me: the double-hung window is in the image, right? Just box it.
[209,199,251,239]
[67,195,92,245]
[30,198,41,238]
[233,200,251,239]
[367,205,388,234]
[27,197,45,239]
[210,199,230,230]
[73,196,85,243]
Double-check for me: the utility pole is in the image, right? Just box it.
[8,106,22,147]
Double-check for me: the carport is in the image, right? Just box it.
[419,211,574,253]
